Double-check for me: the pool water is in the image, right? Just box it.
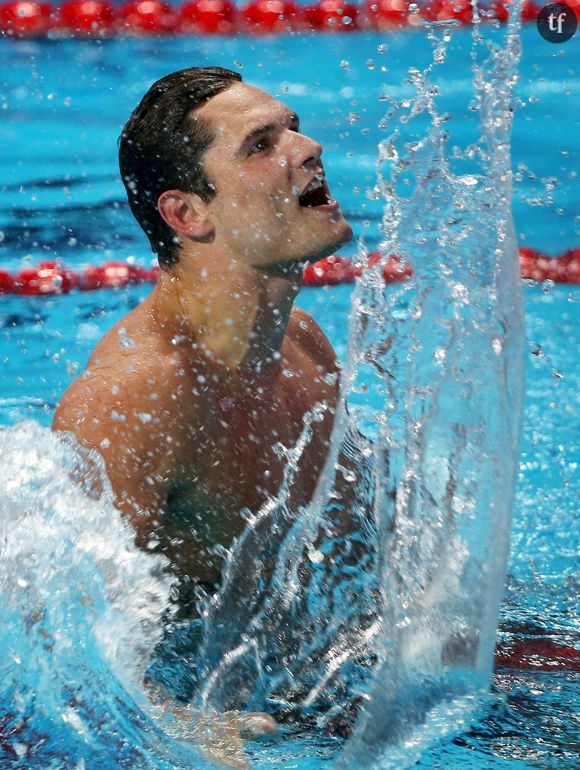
[0,23,579,770]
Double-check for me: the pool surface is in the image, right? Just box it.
[1,22,579,770]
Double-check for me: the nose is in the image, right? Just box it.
[287,131,323,172]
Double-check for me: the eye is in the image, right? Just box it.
[249,136,272,155]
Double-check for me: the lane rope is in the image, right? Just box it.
[494,637,580,672]
[0,0,564,38]
[0,247,578,296]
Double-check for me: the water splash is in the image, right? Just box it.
[337,7,526,767]
[0,421,206,769]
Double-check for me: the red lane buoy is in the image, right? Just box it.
[365,0,412,29]
[382,253,413,283]
[539,251,577,283]
[492,0,540,21]
[303,255,356,286]
[520,247,580,285]
[561,247,580,284]
[240,0,304,33]
[13,261,78,296]
[486,0,509,22]
[520,0,540,20]
[176,0,235,34]
[80,261,142,290]
[519,247,546,282]
[423,0,473,23]
[0,270,14,294]
[0,247,578,299]
[134,264,160,282]
[305,0,359,31]
[117,0,176,34]
[558,247,580,283]
[56,0,114,36]
[495,638,580,672]
[0,0,52,36]
[363,251,413,283]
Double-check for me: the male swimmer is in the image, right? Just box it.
[52,66,355,765]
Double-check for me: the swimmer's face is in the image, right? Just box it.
[194,82,353,275]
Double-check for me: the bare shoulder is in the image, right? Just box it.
[51,337,194,531]
[288,306,338,372]
[53,350,179,439]
[51,311,196,482]
[55,299,178,420]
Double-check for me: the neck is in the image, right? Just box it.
[151,248,302,379]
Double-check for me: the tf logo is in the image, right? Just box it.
[536,2,577,42]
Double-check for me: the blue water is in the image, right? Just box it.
[0,23,579,770]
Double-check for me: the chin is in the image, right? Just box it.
[336,218,354,248]
[316,218,354,260]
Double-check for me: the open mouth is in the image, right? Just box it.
[298,175,333,208]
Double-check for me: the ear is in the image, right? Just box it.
[157,190,214,242]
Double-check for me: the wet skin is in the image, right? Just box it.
[52,81,353,593]
[53,301,341,585]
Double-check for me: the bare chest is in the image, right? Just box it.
[166,365,337,556]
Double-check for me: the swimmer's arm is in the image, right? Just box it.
[52,376,174,545]
[149,684,276,770]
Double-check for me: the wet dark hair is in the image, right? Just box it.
[118,66,242,270]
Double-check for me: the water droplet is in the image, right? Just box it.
[433,46,446,65]
[308,549,324,564]
[118,328,136,349]
[434,348,446,365]
[379,141,398,162]
[12,743,28,758]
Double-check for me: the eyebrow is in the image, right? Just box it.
[236,111,300,156]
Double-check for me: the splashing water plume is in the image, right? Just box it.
[0,423,208,769]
